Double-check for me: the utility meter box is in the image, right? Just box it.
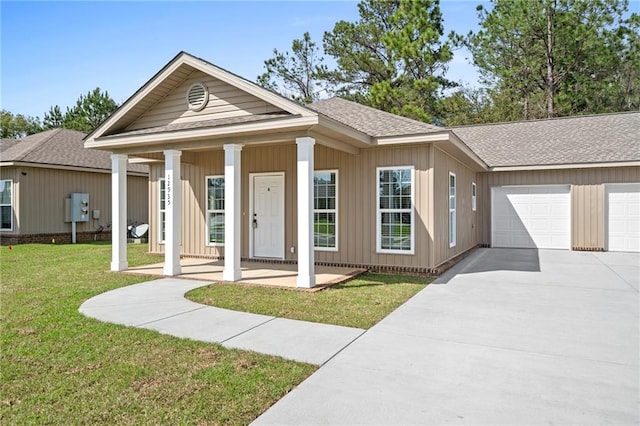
[70,193,90,222]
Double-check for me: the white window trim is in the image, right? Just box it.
[0,179,13,232]
[314,169,339,252]
[472,182,477,212]
[376,166,415,255]
[449,172,457,248]
[158,177,165,244]
[205,175,225,247]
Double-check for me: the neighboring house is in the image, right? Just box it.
[0,128,149,244]
[84,51,639,287]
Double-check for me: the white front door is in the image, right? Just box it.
[607,183,640,252]
[492,185,571,249]
[252,173,285,258]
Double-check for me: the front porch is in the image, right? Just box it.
[123,258,365,290]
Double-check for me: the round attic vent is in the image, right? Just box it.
[187,82,209,111]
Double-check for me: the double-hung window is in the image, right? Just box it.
[0,179,13,231]
[206,176,225,245]
[159,178,166,243]
[377,166,414,254]
[449,172,456,247]
[314,170,337,250]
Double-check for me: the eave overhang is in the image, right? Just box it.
[0,161,148,176]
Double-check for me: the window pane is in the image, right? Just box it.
[160,179,166,210]
[314,171,337,249]
[380,211,412,251]
[160,212,166,242]
[209,212,225,243]
[0,181,11,205]
[0,206,11,229]
[449,210,456,244]
[314,212,336,248]
[207,177,224,211]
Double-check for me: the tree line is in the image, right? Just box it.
[1,88,118,139]
[3,0,637,138]
[258,0,639,126]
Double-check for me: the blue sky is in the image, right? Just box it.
[1,0,486,119]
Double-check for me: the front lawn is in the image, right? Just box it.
[0,243,315,425]
[187,273,431,329]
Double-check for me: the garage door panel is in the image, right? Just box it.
[492,186,571,250]
[607,184,640,252]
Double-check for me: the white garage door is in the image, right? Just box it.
[492,186,571,249]
[607,183,640,252]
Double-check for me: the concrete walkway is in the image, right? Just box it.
[79,278,364,365]
[254,249,639,425]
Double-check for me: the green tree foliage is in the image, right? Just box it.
[43,105,64,129]
[467,0,639,119]
[0,110,43,138]
[323,0,455,122]
[44,88,118,132]
[257,32,329,104]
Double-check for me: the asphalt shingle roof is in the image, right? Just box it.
[307,97,443,137]
[0,129,148,174]
[451,112,640,167]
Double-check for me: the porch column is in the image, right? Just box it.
[296,137,315,288]
[223,144,242,281]
[163,149,182,276]
[111,154,128,271]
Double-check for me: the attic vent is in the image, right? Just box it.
[187,82,209,111]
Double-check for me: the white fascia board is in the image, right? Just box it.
[85,52,318,146]
[316,116,372,146]
[0,161,148,176]
[308,131,360,155]
[86,116,318,150]
[491,161,640,172]
[128,157,163,164]
[375,131,489,171]
[85,54,189,145]
[374,131,450,145]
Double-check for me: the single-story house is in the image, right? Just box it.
[84,51,639,287]
[0,128,149,244]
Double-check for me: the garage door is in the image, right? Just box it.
[607,183,640,252]
[492,186,571,249]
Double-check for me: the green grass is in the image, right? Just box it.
[0,242,315,425]
[187,273,432,329]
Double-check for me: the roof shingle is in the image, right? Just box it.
[451,112,640,167]
[0,129,148,174]
[307,97,443,137]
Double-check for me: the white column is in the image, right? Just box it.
[296,137,315,288]
[163,150,182,276]
[223,144,242,281]
[111,154,128,271]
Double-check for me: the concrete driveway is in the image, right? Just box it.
[254,248,639,425]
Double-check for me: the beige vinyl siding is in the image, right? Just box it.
[477,166,640,250]
[433,147,478,266]
[1,166,147,235]
[148,143,434,268]
[314,144,431,268]
[127,70,284,131]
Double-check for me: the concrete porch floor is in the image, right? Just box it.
[124,258,365,290]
